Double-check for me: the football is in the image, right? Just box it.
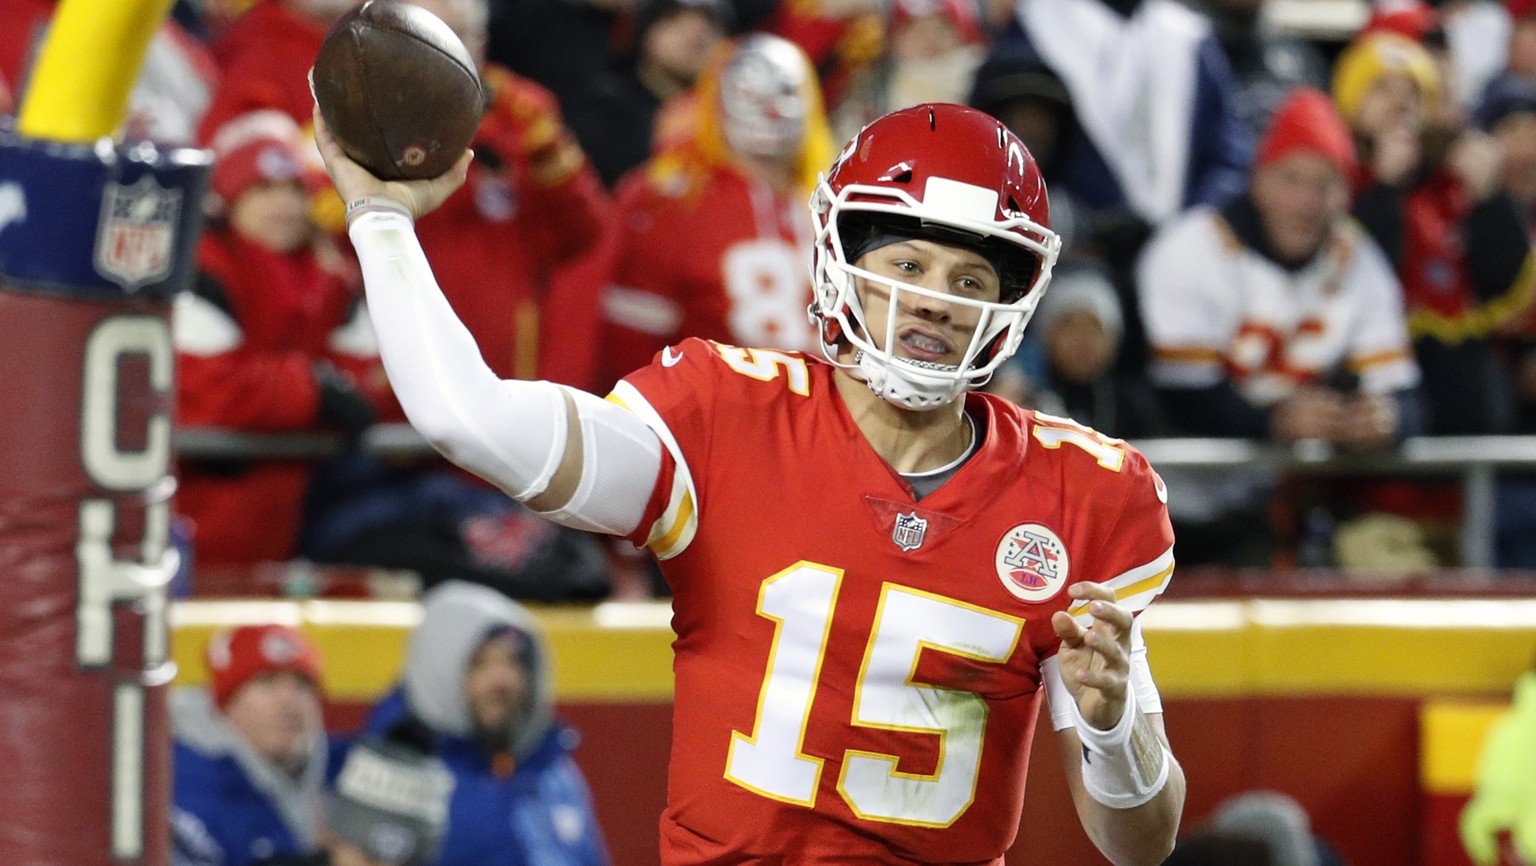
[310,0,484,181]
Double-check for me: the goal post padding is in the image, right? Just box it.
[1,0,207,861]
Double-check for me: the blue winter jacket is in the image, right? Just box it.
[171,690,348,866]
[368,689,609,866]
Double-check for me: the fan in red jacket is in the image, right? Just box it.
[417,60,610,382]
[202,0,610,384]
[595,34,838,389]
[175,111,400,567]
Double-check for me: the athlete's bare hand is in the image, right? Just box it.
[1051,582,1133,730]
[311,106,472,221]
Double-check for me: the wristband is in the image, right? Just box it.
[345,196,413,227]
[1070,690,1171,809]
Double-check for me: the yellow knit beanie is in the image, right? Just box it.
[1332,31,1441,126]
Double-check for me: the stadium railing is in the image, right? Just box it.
[177,423,1536,569]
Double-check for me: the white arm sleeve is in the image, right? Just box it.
[347,210,661,536]
[1042,619,1164,731]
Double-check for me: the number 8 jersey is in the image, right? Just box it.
[609,338,1176,865]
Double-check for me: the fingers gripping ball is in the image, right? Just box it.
[311,0,484,180]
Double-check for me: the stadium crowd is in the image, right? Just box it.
[5,0,1536,862]
[7,0,1536,588]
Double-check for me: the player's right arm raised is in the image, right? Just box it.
[312,110,663,536]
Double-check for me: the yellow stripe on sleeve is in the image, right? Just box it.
[1069,547,1176,618]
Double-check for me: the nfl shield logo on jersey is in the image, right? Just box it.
[892,512,928,552]
[995,523,1069,602]
[94,174,181,291]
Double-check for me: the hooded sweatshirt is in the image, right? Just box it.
[367,581,609,866]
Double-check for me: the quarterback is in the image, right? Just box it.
[315,102,1185,865]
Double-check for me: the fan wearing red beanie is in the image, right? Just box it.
[173,110,404,571]
[1136,86,1424,565]
[171,624,348,866]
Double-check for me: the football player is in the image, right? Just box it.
[314,101,1185,866]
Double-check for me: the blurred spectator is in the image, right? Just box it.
[187,0,615,599]
[1136,88,1422,563]
[197,0,357,234]
[1477,75,1536,442]
[1461,666,1536,865]
[999,0,1252,376]
[258,722,456,866]
[407,0,611,385]
[1139,87,1422,444]
[830,0,988,145]
[1206,790,1344,866]
[1197,0,1329,139]
[1440,0,1513,113]
[203,0,612,387]
[1361,1,1473,129]
[763,0,884,113]
[367,582,610,866]
[1478,72,1536,222]
[564,0,734,186]
[596,34,837,387]
[990,263,1164,438]
[1010,0,1252,232]
[1337,30,1536,435]
[298,456,613,603]
[485,0,625,124]
[174,111,397,568]
[968,40,1086,253]
[1164,790,1343,866]
[173,625,344,866]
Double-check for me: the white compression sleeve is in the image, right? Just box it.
[533,387,666,535]
[347,210,660,535]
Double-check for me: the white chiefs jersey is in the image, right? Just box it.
[1136,205,1420,406]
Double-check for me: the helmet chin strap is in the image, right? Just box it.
[853,350,967,411]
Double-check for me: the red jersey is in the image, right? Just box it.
[598,165,817,389]
[609,338,1175,865]
[418,66,609,382]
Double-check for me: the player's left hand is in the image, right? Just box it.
[1051,582,1133,731]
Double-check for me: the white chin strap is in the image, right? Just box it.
[853,350,967,411]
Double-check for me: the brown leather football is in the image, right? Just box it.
[311,0,484,181]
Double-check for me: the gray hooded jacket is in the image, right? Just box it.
[403,581,556,760]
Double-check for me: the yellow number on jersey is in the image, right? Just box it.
[714,344,811,396]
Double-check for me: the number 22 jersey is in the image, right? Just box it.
[608,338,1176,865]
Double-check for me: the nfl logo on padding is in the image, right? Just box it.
[95,174,181,291]
[892,512,927,552]
[995,523,1069,602]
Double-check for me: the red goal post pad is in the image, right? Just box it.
[0,127,207,865]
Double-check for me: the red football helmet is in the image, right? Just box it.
[809,103,1060,409]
